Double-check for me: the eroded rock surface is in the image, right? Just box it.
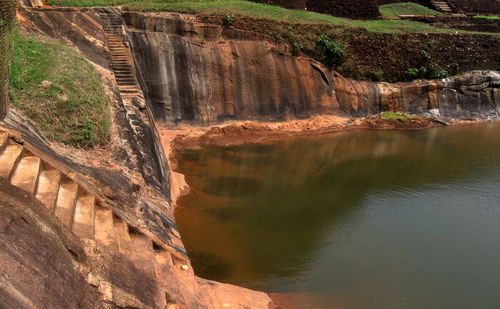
[6,7,500,309]
[125,12,500,126]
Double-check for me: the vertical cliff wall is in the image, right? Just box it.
[0,0,16,120]
[125,13,500,126]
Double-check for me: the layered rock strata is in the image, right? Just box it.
[124,12,500,126]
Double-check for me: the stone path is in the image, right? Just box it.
[0,128,197,308]
[432,0,453,13]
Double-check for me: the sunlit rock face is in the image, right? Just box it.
[125,12,500,126]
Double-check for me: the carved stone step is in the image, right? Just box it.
[0,142,24,179]
[10,154,41,193]
[154,249,175,282]
[129,228,156,275]
[72,191,96,239]
[113,215,131,254]
[54,179,78,227]
[0,132,9,150]
[95,204,118,249]
[35,167,62,211]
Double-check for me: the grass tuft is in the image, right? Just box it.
[379,111,417,121]
[473,15,500,20]
[9,30,111,148]
[379,2,441,17]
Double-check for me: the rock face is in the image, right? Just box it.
[0,120,276,309]
[0,180,103,309]
[125,12,500,126]
[6,8,277,309]
[5,7,500,309]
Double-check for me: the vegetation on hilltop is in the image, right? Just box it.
[50,0,484,34]
[379,2,441,17]
[9,31,111,147]
[46,1,499,82]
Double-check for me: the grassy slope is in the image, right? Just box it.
[9,31,111,147]
[379,2,441,17]
[474,15,500,20]
[49,0,478,34]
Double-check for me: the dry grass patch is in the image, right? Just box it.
[9,31,111,147]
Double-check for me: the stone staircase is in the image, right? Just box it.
[97,10,145,105]
[0,129,194,307]
[431,0,453,13]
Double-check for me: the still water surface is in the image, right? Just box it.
[175,122,500,309]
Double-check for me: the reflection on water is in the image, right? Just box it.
[175,122,500,309]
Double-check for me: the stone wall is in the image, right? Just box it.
[0,0,16,120]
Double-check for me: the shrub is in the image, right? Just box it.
[371,70,383,81]
[420,49,431,60]
[405,63,448,81]
[222,14,235,26]
[292,42,304,55]
[316,34,346,66]
[427,64,448,79]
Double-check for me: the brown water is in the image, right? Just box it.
[175,122,500,309]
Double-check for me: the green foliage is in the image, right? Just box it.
[292,42,304,55]
[420,48,430,60]
[447,62,460,75]
[379,111,415,121]
[370,71,383,82]
[73,121,95,145]
[9,31,111,147]
[405,63,448,80]
[47,0,487,35]
[222,14,235,25]
[474,15,500,20]
[406,67,424,79]
[404,43,449,81]
[427,63,448,79]
[316,34,346,66]
[379,2,441,17]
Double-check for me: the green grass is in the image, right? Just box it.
[379,111,417,121]
[48,0,477,34]
[379,2,441,17]
[9,30,111,147]
[474,15,500,20]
